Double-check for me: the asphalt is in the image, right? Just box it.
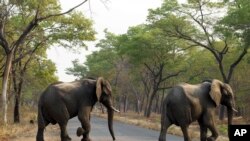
[67,116,185,141]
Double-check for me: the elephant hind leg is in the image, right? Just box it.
[180,125,191,141]
[36,120,49,141]
[158,116,172,141]
[59,122,71,141]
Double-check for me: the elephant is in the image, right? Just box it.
[158,79,237,141]
[36,77,119,141]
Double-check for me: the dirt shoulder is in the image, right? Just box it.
[0,107,60,141]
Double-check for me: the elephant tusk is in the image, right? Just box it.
[232,107,238,113]
[111,106,120,113]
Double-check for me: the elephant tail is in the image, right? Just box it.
[160,100,168,125]
[37,101,46,128]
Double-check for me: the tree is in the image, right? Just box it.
[148,0,249,119]
[66,59,88,79]
[21,56,58,105]
[117,25,187,117]
[0,0,94,123]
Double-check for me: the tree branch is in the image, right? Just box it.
[144,63,155,77]
[161,69,186,82]
[185,69,205,83]
[37,0,88,21]
[227,46,248,82]
[12,0,88,52]
[0,7,10,53]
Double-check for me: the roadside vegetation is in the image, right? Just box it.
[0,106,60,141]
[0,106,36,140]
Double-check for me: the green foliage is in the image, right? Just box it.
[1,0,95,104]
[66,59,88,79]
[47,11,96,48]
[22,58,58,101]
[84,48,118,78]
[66,0,250,117]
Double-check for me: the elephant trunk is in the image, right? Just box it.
[227,107,233,125]
[227,100,237,125]
[107,108,116,141]
[227,107,234,138]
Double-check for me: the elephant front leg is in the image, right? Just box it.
[80,123,91,141]
[76,127,91,141]
[78,115,92,141]
[207,125,218,141]
[198,119,208,141]
[199,125,208,141]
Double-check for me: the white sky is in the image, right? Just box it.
[47,0,163,82]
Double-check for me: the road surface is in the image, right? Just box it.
[67,116,185,141]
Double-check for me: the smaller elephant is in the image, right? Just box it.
[158,79,237,141]
[36,77,119,141]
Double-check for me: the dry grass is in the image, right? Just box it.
[93,111,248,141]
[0,106,60,141]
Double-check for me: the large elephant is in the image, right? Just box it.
[36,77,119,141]
[158,79,237,141]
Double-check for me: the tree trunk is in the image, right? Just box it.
[144,94,149,116]
[1,52,13,124]
[140,94,145,113]
[14,95,20,123]
[12,57,25,123]
[136,99,140,114]
[123,95,128,113]
[154,94,159,113]
[145,90,157,118]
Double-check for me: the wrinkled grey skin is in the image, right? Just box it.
[159,79,237,141]
[36,77,119,141]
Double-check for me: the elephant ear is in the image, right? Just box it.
[96,77,104,101]
[96,77,112,101]
[223,84,233,96]
[103,80,112,95]
[209,79,223,107]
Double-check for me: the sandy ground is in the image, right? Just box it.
[9,124,60,141]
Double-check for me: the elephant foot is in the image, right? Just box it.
[36,137,44,141]
[62,136,71,141]
[207,137,217,141]
[158,132,166,141]
[81,138,92,141]
[77,127,85,137]
[158,136,166,141]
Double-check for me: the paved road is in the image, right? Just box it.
[67,116,184,141]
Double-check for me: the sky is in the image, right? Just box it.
[47,0,163,82]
